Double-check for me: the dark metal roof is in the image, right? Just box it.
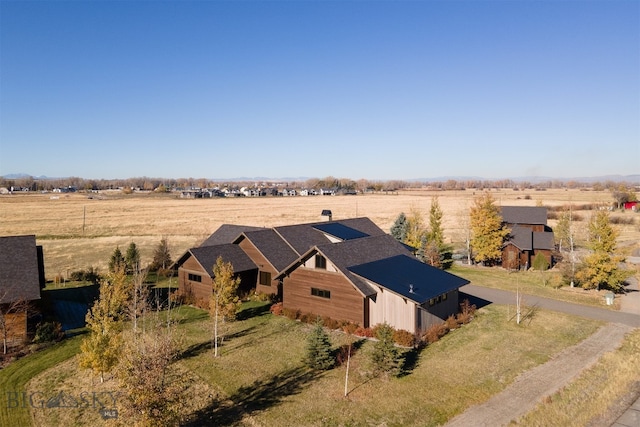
[237,229,298,272]
[0,235,42,303]
[348,255,469,305]
[189,244,257,275]
[500,206,548,225]
[200,224,266,247]
[312,223,369,241]
[309,234,414,297]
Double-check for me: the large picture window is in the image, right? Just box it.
[259,271,271,286]
[311,288,331,299]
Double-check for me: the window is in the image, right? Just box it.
[315,255,327,269]
[429,298,435,306]
[311,288,331,299]
[188,273,202,282]
[259,271,271,286]
[442,293,447,301]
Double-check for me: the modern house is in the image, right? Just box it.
[0,235,45,347]
[500,206,555,270]
[174,217,469,333]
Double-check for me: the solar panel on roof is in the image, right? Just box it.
[312,223,369,241]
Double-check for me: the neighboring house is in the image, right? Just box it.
[0,235,45,346]
[174,217,469,333]
[500,207,555,270]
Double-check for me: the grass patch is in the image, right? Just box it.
[0,335,83,427]
[451,264,616,309]
[515,328,640,426]
[15,302,603,426]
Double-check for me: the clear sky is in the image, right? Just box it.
[1,1,638,181]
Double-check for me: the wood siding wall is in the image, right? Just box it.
[178,256,213,304]
[282,268,364,325]
[417,289,459,331]
[3,309,27,346]
[238,239,278,295]
[368,287,416,332]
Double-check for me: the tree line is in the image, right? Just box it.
[2,175,638,195]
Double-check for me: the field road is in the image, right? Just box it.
[444,284,640,427]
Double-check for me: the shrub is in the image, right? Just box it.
[457,299,477,325]
[342,322,358,335]
[335,344,353,367]
[392,329,415,347]
[33,322,64,344]
[423,322,448,344]
[299,312,316,324]
[354,326,373,338]
[269,302,283,316]
[445,315,458,330]
[322,315,339,330]
[282,308,301,320]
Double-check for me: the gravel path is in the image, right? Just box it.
[445,322,634,427]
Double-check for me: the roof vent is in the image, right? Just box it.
[409,284,414,294]
[321,209,333,221]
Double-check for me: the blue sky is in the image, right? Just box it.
[1,1,638,181]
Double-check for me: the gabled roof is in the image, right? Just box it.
[274,217,386,255]
[200,224,265,247]
[183,244,257,276]
[506,226,555,251]
[507,226,533,250]
[278,234,413,297]
[235,229,298,272]
[0,235,42,303]
[348,255,470,305]
[533,231,555,250]
[500,206,548,225]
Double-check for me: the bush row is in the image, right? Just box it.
[269,299,477,348]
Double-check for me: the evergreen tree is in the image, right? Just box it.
[370,323,402,379]
[125,242,141,273]
[108,247,126,273]
[150,237,173,271]
[469,192,510,265]
[390,212,408,243]
[304,318,333,370]
[427,196,444,248]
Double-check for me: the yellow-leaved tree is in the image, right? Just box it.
[211,256,241,357]
[469,192,510,266]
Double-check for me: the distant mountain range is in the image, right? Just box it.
[2,173,639,184]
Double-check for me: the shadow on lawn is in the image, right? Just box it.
[183,366,320,426]
[236,303,271,321]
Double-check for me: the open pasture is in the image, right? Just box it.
[1,188,637,279]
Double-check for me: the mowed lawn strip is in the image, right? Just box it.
[11,302,602,426]
[0,335,83,427]
[180,303,601,426]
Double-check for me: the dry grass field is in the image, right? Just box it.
[1,188,638,280]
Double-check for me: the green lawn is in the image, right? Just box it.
[451,264,617,309]
[3,300,606,426]
[0,335,84,427]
